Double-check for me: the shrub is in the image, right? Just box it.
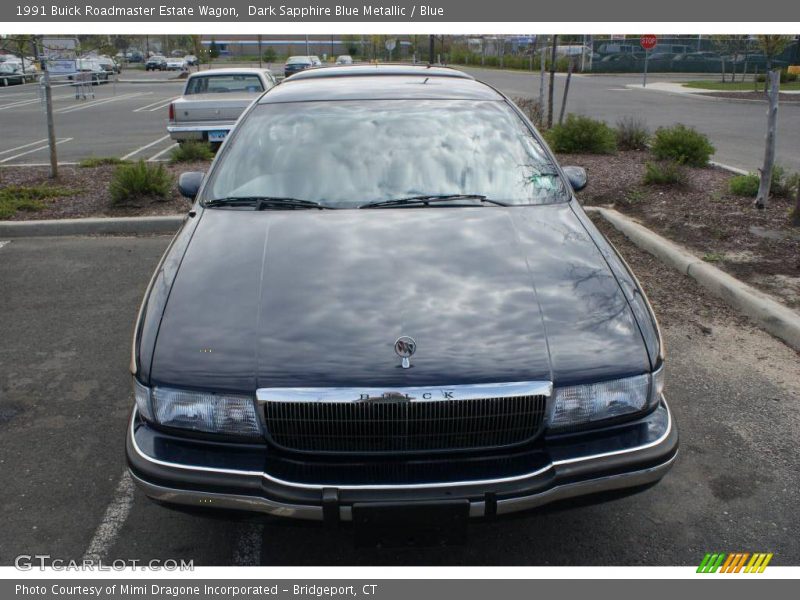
[729,174,760,197]
[728,167,799,198]
[643,161,686,186]
[545,114,617,154]
[109,160,173,205]
[170,141,215,163]
[512,96,544,128]
[616,117,649,151]
[651,124,715,167]
[0,184,75,219]
[79,157,129,168]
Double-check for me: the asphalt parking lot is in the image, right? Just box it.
[0,66,798,171]
[1,224,798,566]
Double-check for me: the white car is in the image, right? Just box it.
[167,68,277,144]
[335,55,353,65]
[166,58,187,71]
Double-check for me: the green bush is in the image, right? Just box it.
[729,174,760,197]
[643,161,686,185]
[79,157,129,168]
[756,69,798,84]
[651,124,715,167]
[546,114,617,154]
[0,184,75,219]
[728,167,800,198]
[109,160,173,205]
[170,141,215,163]
[615,116,649,151]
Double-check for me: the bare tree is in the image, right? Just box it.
[755,70,780,210]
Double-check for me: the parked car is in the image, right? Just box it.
[145,55,167,71]
[167,68,277,145]
[284,55,313,77]
[0,62,26,86]
[96,56,120,74]
[673,51,721,62]
[184,54,199,66]
[166,58,187,71]
[69,58,108,84]
[309,55,323,67]
[129,65,677,527]
[335,55,353,65]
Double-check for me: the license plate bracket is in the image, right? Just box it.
[352,500,469,547]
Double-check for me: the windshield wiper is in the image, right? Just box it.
[205,196,331,210]
[359,194,508,209]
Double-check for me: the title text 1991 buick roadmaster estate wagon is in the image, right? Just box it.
[126,65,677,531]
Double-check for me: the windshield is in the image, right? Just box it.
[203,99,568,209]
[287,56,311,65]
[185,74,264,94]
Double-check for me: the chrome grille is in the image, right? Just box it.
[259,383,550,454]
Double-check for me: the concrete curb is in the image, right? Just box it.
[710,161,750,176]
[587,206,800,351]
[0,215,184,238]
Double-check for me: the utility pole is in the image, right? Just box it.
[429,35,435,64]
[305,35,310,55]
[35,37,58,179]
[258,35,262,68]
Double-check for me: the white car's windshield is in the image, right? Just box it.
[203,99,568,208]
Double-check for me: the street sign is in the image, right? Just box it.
[640,35,657,88]
[640,35,658,51]
[385,39,397,52]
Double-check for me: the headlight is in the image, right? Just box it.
[133,378,154,421]
[134,382,262,439]
[549,365,664,432]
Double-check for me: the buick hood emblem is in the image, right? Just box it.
[394,336,416,369]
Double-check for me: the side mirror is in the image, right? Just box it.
[562,166,588,192]
[178,171,205,199]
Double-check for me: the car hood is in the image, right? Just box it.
[150,203,650,391]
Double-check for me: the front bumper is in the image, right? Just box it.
[127,397,678,521]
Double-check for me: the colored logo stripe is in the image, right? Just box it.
[697,552,773,573]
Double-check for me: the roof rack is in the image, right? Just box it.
[285,64,475,81]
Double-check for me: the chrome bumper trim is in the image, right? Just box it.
[128,471,324,521]
[130,453,676,521]
[129,396,673,491]
[166,123,235,133]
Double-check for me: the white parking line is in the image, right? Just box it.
[55,91,150,114]
[0,139,49,156]
[121,135,171,160]
[133,97,178,113]
[82,471,135,562]
[0,241,9,250]
[0,93,72,111]
[232,523,264,566]
[147,143,178,162]
[0,138,73,163]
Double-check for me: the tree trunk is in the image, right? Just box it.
[755,70,780,210]
[793,177,800,226]
[558,58,574,125]
[538,38,546,115]
[547,36,558,129]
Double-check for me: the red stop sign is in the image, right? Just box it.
[640,35,658,50]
